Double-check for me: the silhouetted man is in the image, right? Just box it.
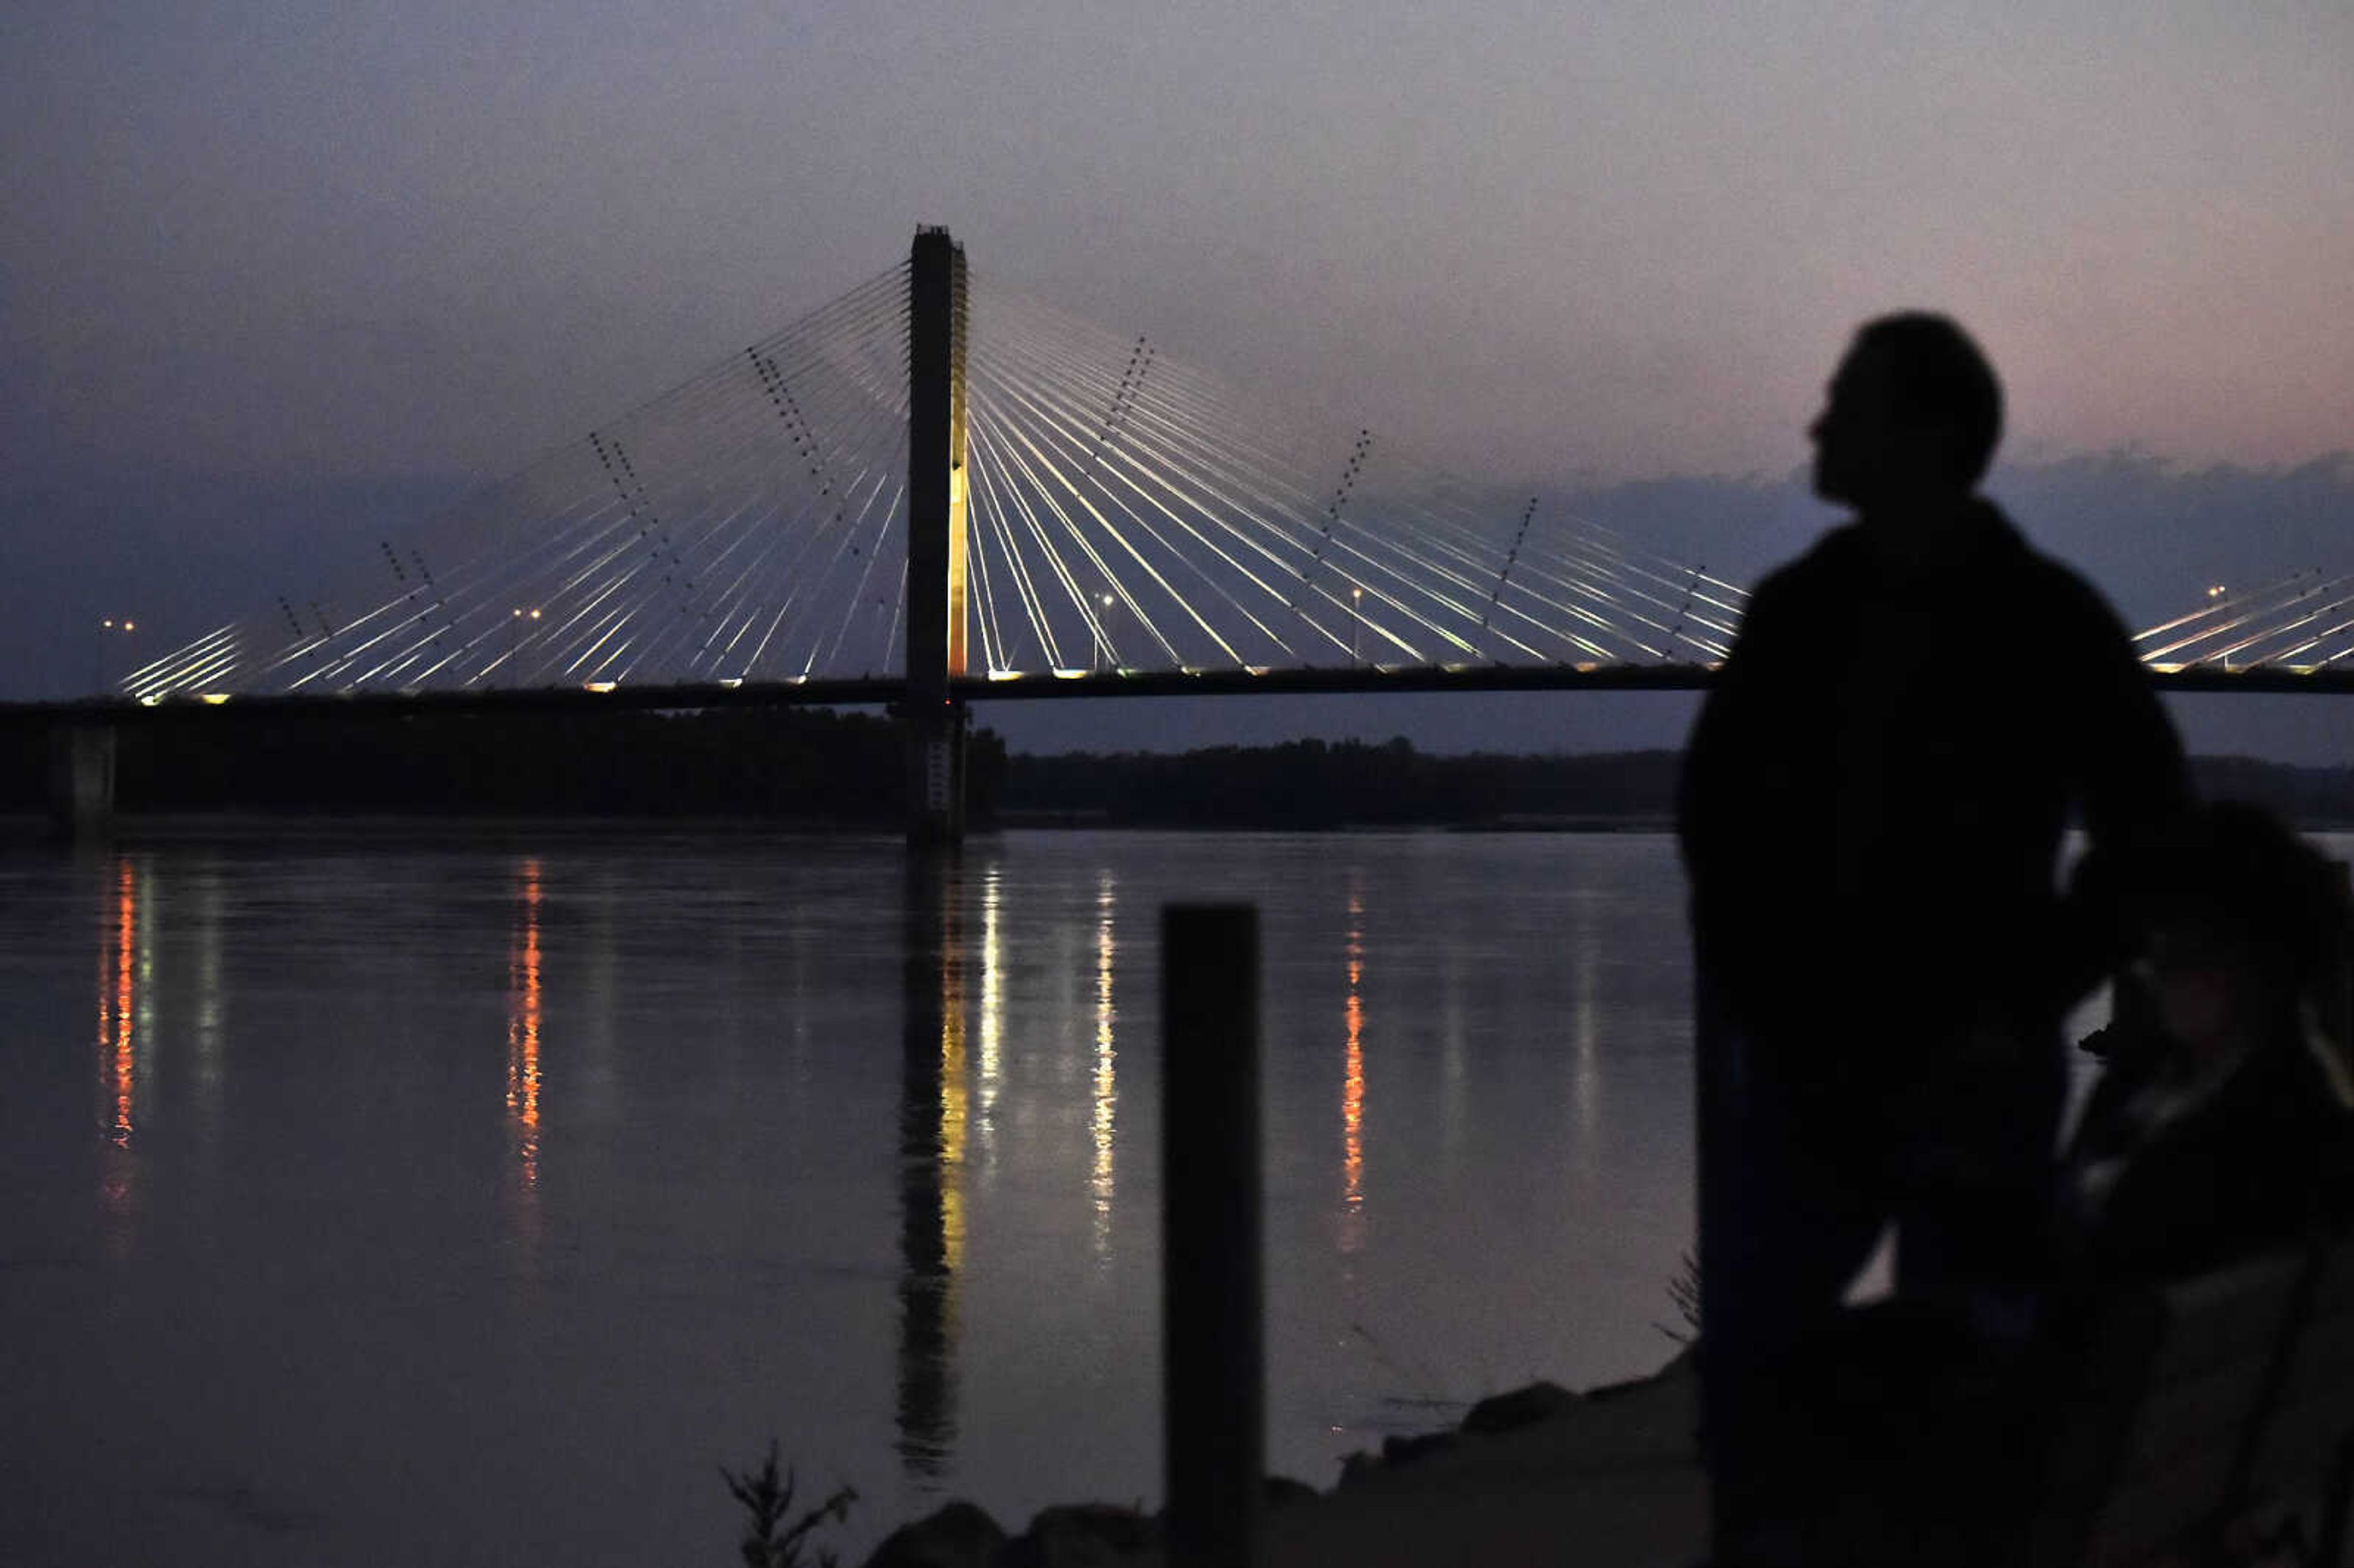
[1678,314,2186,1565]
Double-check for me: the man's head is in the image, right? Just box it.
[1810,313,2003,514]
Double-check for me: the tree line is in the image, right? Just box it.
[2,708,1002,823]
[6,713,2353,830]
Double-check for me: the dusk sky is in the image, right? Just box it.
[6,1,2351,754]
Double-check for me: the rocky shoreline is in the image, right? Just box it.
[858,1352,1704,1568]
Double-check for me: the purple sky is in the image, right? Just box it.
[5,2,2351,753]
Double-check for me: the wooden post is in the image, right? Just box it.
[1161,903,1263,1568]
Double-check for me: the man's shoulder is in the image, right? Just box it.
[1986,513,2135,634]
[1750,522,1870,605]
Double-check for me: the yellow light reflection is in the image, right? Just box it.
[939,886,970,1279]
[1439,948,1468,1155]
[1560,895,1605,1189]
[1341,884,1366,1252]
[192,869,227,1146]
[1092,873,1118,1257]
[1574,945,1599,1135]
[506,859,544,1190]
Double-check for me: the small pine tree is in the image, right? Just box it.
[722,1442,856,1568]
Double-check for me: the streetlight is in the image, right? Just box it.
[94,617,137,693]
[1095,592,1117,673]
[508,607,541,685]
[1350,586,1364,666]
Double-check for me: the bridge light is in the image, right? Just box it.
[582,681,617,693]
[198,693,230,705]
[2207,585,2228,600]
[717,677,743,688]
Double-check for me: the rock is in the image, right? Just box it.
[1000,1502,1156,1567]
[1381,1429,1460,1466]
[1587,1346,1696,1402]
[1264,1475,1318,1511]
[1461,1380,1580,1436]
[1339,1427,1458,1487]
[863,1500,1007,1568]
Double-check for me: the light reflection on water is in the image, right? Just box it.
[1,828,1700,1568]
[505,858,545,1270]
[96,856,142,1254]
[1091,872,1117,1262]
[1340,878,1366,1253]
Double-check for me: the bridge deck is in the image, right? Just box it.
[0,662,2343,731]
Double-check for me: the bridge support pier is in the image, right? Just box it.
[903,226,972,844]
[46,723,118,842]
[904,698,970,846]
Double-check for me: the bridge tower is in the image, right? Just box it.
[904,227,971,843]
[46,722,118,842]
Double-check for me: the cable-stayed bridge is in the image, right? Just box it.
[15,227,2354,835]
[2135,574,2354,682]
[115,243,1742,708]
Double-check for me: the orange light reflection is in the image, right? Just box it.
[1341,886,1365,1250]
[112,862,137,1144]
[506,859,544,1188]
[96,858,140,1241]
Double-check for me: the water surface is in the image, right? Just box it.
[0,827,1697,1566]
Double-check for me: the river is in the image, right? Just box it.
[0,826,1698,1566]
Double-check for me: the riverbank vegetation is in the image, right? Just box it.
[1005,739,1680,828]
[0,708,1005,823]
[7,712,2354,830]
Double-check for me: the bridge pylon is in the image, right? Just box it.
[46,722,117,842]
[903,226,971,844]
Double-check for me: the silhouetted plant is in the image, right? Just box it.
[1656,1249,1702,1345]
[1349,1320,1452,1414]
[721,1441,855,1568]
